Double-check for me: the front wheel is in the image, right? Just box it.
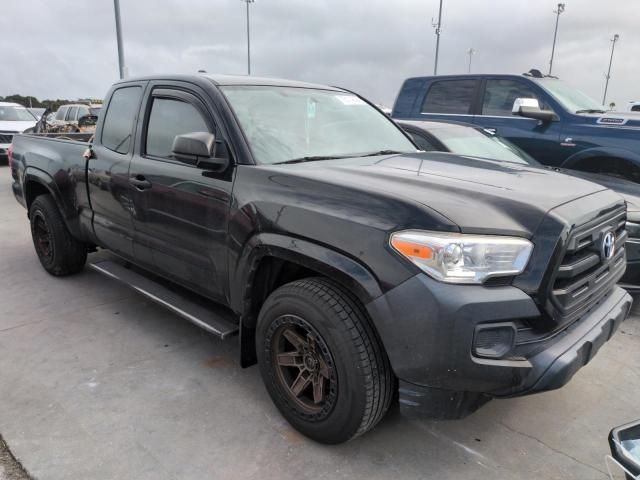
[256,277,394,444]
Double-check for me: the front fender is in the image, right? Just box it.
[231,232,383,316]
[561,146,640,170]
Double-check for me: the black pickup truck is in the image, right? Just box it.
[9,74,633,444]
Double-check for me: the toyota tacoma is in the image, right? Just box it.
[10,74,632,444]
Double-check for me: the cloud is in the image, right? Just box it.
[2,0,637,108]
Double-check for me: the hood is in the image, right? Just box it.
[0,120,36,134]
[575,111,640,129]
[271,152,611,237]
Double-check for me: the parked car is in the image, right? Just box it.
[392,69,640,183]
[397,119,640,290]
[0,102,37,160]
[49,103,101,134]
[10,74,632,444]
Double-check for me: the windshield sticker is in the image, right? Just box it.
[597,117,628,125]
[336,95,366,106]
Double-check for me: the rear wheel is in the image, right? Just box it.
[29,194,87,276]
[256,277,393,444]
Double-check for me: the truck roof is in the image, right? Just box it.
[403,73,532,82]
[115,74,343,92]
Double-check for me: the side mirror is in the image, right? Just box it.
[512,98,558,122]
[171,132,229,172]
[609,420,640,478]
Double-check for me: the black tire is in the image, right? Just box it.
[29,194,87,276]
[256,277,393,444]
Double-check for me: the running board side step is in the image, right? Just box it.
[89,260,239,339]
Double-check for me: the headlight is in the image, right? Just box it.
[390,230,533,284]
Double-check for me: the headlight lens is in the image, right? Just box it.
[390,230,533,284]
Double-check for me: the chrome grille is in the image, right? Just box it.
[549,207,627,323]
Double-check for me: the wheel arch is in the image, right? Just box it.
[24,168,66,216]
[561,147,640,175]
[233,233,384,367]
[23,167,84,240]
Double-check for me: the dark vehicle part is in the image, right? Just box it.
[609,420,640,479]
[29,195,87,276]
[78,113,98,132]
[256,278,393,444]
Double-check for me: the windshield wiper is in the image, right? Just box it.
[357,150,407,157]
[275,150,407,165]
[575,109,606,114]
[275,155,350,165]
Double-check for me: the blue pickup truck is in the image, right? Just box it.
[392,69,640,183]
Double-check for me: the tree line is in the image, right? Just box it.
[0,94,101,112]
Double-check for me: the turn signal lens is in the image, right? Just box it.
[390,238,433,260]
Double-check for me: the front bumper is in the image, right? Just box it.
[367,274,632,417]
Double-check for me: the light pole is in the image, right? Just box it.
[113,0,127,79]
[467,48,476,73]
[432,0,443,75]
[548,3,565,76]
[241,0,255,75]
[602,34,620,106]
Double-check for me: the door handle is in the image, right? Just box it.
[129,176,152,190]
[483,128,497,135]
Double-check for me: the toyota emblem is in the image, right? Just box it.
[601,231,616,260]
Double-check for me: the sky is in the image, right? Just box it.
[2,0,638,109]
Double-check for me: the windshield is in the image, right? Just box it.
[220,86,416,164]
[534,79,604,113]
[434,126,539,165]
[0,105,36,122]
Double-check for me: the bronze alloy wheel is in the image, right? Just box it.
[257,278,394,443]
[271,314,337,419]
[32,211,54,262]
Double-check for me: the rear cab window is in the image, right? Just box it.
[55,107,67,121]
[101,86,143,154]
[66,107,78,121]
[421,80,477,114]
[77,106,90,119]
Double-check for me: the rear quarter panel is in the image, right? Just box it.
[11,134,93,241]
